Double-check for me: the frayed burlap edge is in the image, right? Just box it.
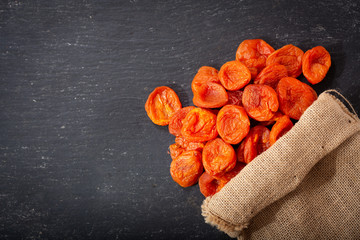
[201,197,247,239]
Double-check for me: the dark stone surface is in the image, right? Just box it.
[0,0,359,239]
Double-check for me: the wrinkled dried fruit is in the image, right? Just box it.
[302,46,331,85]
[242,84,279,121]
[235,39,275,79]
[269,115,293,145]
[199,172,221,197]
[202,138,237,177]
[276,77,317,120]
[216,105,250,144]
[192,66,228,108]
[218,61,251,90]
[145,86,182,126]
[227,90,244,106]
[237,125,270,164]
[175,136,205,152]
[266,44,304,78]
[254,64,288,89]
[170,150,203,187]
[169,106,196,136]
[181,108,218,142]
[169,143,185,160]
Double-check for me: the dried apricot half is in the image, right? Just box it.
[199,172,221,197]
[242,84,279,121]
[254,64,288,89]
[276,77,317,120]
[218,61,251,91]
[192,66,228,108]
[302,46,331,84]
[181,108,218,142]
[145,86,182,126]
[168,106,196,136]
[266,44,304,78]
[269,115,293,145]
[237,125,270,164]
[202,138,237,177]
[175,136,205,152]
[235,39,275,78]
[169,143,185,160]
[170,150,203,187]
[227,90,243,106]
[216,105,250,144]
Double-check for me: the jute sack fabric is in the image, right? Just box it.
[201,90,360,239]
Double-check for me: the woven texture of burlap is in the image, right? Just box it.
[201,91,360,239]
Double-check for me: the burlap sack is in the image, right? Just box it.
[201,90,360,239]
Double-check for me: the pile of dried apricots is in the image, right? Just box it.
[145,39,331,197]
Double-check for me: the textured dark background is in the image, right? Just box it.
[1,0,359,239]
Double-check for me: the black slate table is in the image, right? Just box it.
[1,0,359,239]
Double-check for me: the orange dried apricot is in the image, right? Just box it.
[235,39,275,78]
[170,150,203,187]
[181,108,218,142]
[169,143,185,160]
[302,46,331,84]
[202,138,236,177]
[145,86,182,126]
[168,106,196,136]
[266,44,304,78]
[192,66,228,108]
[237,125,270,164]
[269,115,293,145]
[242,84,279,121]
[216,105,250,144]
[199,172,221,197]
[227,90,244,106]
[276,77,317,120]
[254,64,288,89]
[175,136,205,152]
[218,61,251,91]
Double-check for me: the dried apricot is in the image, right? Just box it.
[192,66,228,108]
[235,39,275,78]
[302,46,331,84]
[170,150,203,187]
[168,106,196,136]
[266,44,304,78]
[254,64,288,89]
[216,105,250,144]
[218,61,251,90]
[269,115,293,145]
[145,86,182,126]
[202,138,237,177]
[181,108,218,142]
[276,77,317,120]
[193,66,220,83]
[242,84,279,121]
[199,172,221,197]
[169,143,185,160]
[227,90,243,106]
[237,125,270,164]
[175,136,205,151]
